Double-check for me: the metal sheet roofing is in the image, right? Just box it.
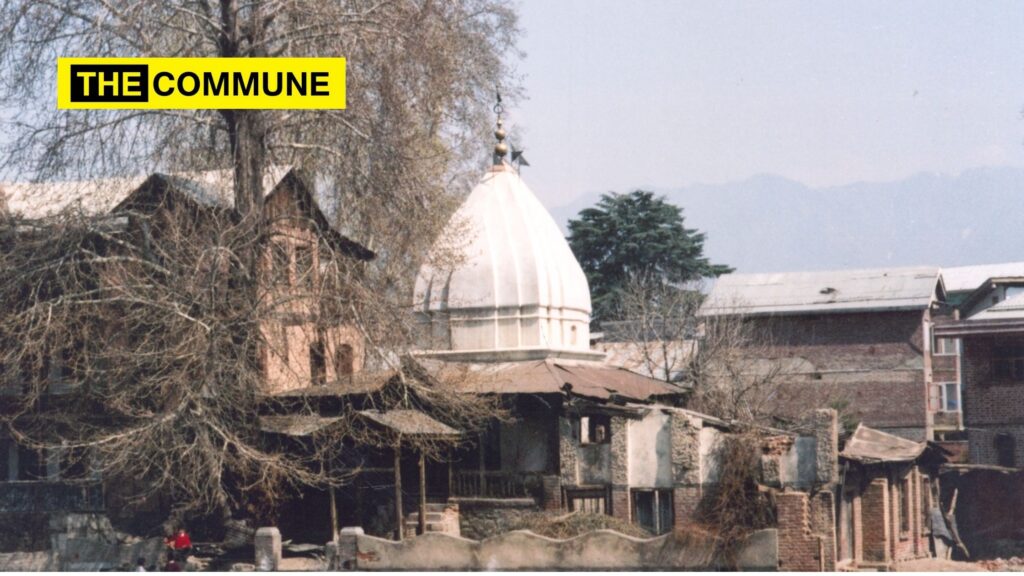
[357,409,460,437]
[941,262,1024,294]
[700,266,941,316]
[258,415,343,436]
[840,424,925,464]
[0,166,292,219]
[967,292,1024,322]
[449,358,687,401]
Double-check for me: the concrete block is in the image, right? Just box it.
[254,527,281,571]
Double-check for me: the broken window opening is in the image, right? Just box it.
[335,343,354,377]
[579,415,611,445]
[310,341,326,386]
[995,433,1016,468]
[631,488,673,535]
[566,488,609,515]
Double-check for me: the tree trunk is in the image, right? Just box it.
[394,444,403,541]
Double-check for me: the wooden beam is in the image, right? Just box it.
[394,443,403,541]
[418,452,427,536]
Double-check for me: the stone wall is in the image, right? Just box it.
[328,526,779,571]
[451,498,538,541]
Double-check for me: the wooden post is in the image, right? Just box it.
[329,485,339,542]
[418,452,427,535]
[447,448,454,498]
[327,458,339,542]
[478,433,486,496]
[394,443,403,541]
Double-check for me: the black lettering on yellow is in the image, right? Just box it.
[310,72,329,96]
[203,72,228,96]
[153,71,174,96]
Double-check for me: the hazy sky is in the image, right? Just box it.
[508,1,1024,208]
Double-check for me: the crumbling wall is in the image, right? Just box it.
[776,491,835,571]
[329,526,779,571]
[452,498,538,541]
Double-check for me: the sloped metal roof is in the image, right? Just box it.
[444,358,687,401]
[942,262,1024,294]
[968,292,1024,321]
[0,166,292,219]
[357,409,460,437]
[840,424,925,464]
[258,415,343,436]
[700,266,941,316]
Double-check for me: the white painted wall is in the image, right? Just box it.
[627,410,673,488]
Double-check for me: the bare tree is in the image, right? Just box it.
[618,275,785,425]
[0,0,518,521]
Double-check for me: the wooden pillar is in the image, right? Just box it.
[329,485,339,542]
[418,452,427,535]
[478,433,486,495]
[327,458,339,542]
[447,448,454,498]
[393,443,403,541]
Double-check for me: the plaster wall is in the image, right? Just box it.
[627,410,672,488]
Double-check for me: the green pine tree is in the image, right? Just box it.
[567,190,732,322]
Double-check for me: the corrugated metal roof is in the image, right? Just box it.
[0,166,292,219]
[449,358,686,401]
[968,292,1024,321]
[942,262,1024,294]
[840,424,925,464]
[357,409,460,436]
[700,266,940,316]
[258,415,343,436]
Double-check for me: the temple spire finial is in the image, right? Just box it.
[493,92,508,166]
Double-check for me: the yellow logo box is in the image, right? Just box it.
[57,57,346,109]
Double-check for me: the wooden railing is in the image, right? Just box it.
[451,470,545,499]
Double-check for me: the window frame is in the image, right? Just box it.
[630,488,674,535]
[933,336,959,356]
[937,381,961,413]
[565,487,609,515]
[579,415,611,445]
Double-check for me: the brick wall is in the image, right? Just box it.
[860,478,889,564]
[961,336,1024,465]
[777,491,835,571]
[672,486,701,528]
[747,311,929,438]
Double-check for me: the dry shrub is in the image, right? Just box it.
[697,433,776,564]
[508,510,652,540]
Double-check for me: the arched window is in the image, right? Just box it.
[334,343,354,377]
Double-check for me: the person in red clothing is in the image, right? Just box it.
[164,528,192,562]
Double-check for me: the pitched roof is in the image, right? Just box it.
[942,262,1024,294]
[0,166,293,219]
[966,292,1024,322]
[258,415,343,436]
[700,266,942,317]
[445,358,687,401]
[357,409,460,437]
[840,424,926,464]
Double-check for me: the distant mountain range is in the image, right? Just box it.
[549,166,1024,274]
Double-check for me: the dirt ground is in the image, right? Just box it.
[893,558,987,571]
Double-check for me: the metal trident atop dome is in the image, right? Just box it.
[493,91,508,165]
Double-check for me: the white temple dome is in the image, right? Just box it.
[414,164,599,360]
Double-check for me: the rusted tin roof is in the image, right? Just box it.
[840,424,925,464]
[701,266,942,317]
[451,358,687,401]
[258,415,343,436]
[357,409,460,437]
